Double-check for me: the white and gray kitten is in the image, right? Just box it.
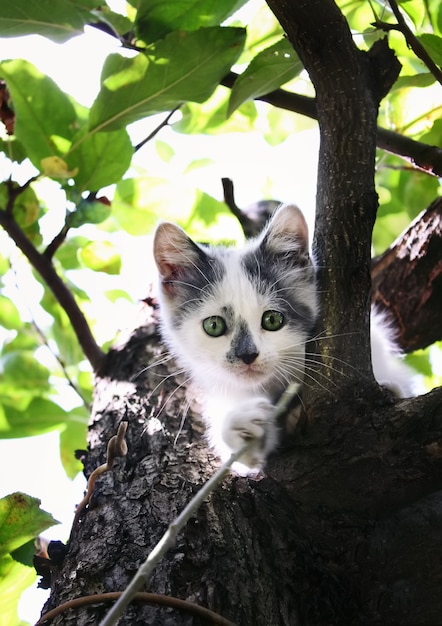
[153,204,412,471]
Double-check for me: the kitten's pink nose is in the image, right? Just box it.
[238,351,259,365]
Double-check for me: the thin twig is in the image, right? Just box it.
[7,260,90,407]
[134,107,181,152]
[99,384,301,626]
[387,0,442,86]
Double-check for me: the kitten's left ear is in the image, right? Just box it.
[261,204,309,255]
[153,222,205,292]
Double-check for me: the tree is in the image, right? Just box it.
[0,0,442,624]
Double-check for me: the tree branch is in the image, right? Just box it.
[372,196,442,352]
[386,0,442,86]
[0,208,105,372]
[43,220,71,260]
[221,71,442,176]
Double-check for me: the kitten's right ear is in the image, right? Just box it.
[153,222,203,294]
[263,204,309,254]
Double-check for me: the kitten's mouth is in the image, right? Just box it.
[236,363,266,381]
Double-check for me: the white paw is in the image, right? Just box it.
[222,397,277,469]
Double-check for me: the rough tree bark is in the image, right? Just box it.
[372,196,442,352]
[39,1,442,625]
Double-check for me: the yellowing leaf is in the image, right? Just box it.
[80,240,121,274]
[40,156,78,178]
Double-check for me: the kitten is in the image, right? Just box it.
[153,204,412,471]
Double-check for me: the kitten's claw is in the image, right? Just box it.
[222,398,277,469]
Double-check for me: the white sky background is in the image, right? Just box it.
[0,5,319,622]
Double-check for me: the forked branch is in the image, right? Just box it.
[0,206,105,372]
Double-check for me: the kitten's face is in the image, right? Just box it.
[154,205,318,396]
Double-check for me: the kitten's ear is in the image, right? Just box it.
[261,204,309,255]
[153,222,204,291]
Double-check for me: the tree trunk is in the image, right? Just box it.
[39,1,442,625]
[40,319,442,626]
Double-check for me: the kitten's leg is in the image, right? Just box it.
[222,397,278,469]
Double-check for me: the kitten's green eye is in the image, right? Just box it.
[261,310,285,331]
[202,316,227,337]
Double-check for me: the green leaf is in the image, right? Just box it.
[67,199,111,229]
[134,0,247,42]
[0,137,27,164]
[53,235,88,270]
[69,129,133,192]
[228,38,304,115]
[417,33,442,65]
[0,493,58,558]
[60,407,89,478]
[12,185,40,228]
[0,555,36,626]
[155,140,175,163]
[89,26,246,132]
[183,190,244,244]
[92,6,133,38]
[1,324,40,353]
[392,73,435,89]
[79,240,121,274]
[0,0,100,42]
[105,289,132,303]
[1,352,50,393]
[174,85,257,134]
[0,296,21,330]
[10,538,37,568]
[113,177,171,235]
[420,118,442,147]
[0,60,77,169]
[1,398,67,438]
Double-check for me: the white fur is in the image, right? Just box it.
[370,309,414,397]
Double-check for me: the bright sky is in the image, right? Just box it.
[0,12,319,624]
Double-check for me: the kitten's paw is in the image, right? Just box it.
[222,397,277,469]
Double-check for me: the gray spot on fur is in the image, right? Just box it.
[241,248,316,336]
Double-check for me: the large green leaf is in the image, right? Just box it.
[0,493,58,558]
[88,26,246,132]
[228,38,304,115]
[134,0,247,43]
[69,129,133,192]
[0,60,77,169]
[0,398,67,438]
[0,0,101,42]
